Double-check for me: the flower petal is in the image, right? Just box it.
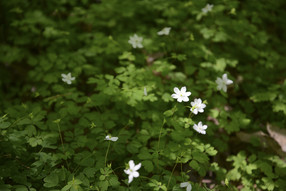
[223,85,227,92]
[174,87,180,94]
[222,74,228,80]
[187,184,192,191]
[226,79,233,85]
[185,92,191,96]
[128,175,134,183]
[180,182,189,188]
[124,169,130,175]
[129,160,135,169]
[171,94,179,99]
[182,96,189,102]
[181,86,186,93]
[132,171,139,178]
[110,137,118,142]
[134,163,141,171]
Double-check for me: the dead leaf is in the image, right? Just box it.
[267,123,286,152]
[236,131,286,158]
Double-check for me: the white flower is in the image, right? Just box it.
[193,121,208,134]
[105,135,118,142]
[157,27,171,36]
[124,160,141,184]
[190,98,206,115]
[180,182,192,191]
[171,87,191,102]
[202,4,214,14]
[61,73,75,85]
[144,87,147,96]
[216,73,233,92]
[128,34,143,48]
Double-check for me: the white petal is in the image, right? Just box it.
[197,98,202,104]
[128,175,134,183]
[110,137,118,142]
[216,78,222,84]
[226,79,233,85]
[61,74,67,78]
[223,85,227,92]
[181,86,186,93]
[177,97,183,102]
[129,160,135,169]
[134,163,141,171]
[174,87,180,94]
[171,94,179,99]
[182,96,189,102]
[191,101,195,106]
[71,77,75,81]
[132,171,139,178]
[157,31,163,35]
[203,125,208,129]
[185,92,191,96]
[192,109,198,115]
[124,169,130,175]
[187,184,192,191]
[180,182,189,188]
[198,121,202,126]
[137,44,143,48]
[201,103,206,108]
[222,74,228,80]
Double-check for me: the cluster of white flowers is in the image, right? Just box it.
[104,135,141,184]
[171,86,207,135]
[171,73,233,135]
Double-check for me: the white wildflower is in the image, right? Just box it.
[128,34,143,48]
[105,135,118,142]
[157,27,171,36]
[171,87,191,102]
[193,121,208,134]
[180,182,192,191]
[190,98,206,115]
[144,87,147,96]
[202,4,213,14]
[124,160,141,184]
[61,73,75,85]
[216,73,233,92]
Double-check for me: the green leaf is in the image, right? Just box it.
[44,172,59,188]
[142,160,154,172]
[250,92,277,102]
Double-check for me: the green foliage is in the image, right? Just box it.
[1,0,286,190]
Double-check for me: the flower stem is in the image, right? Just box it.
[57,123,65,150]
[56,122,70,171]
[105,141,111,167]
[167,157,179,189]
[156,118,166,169]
